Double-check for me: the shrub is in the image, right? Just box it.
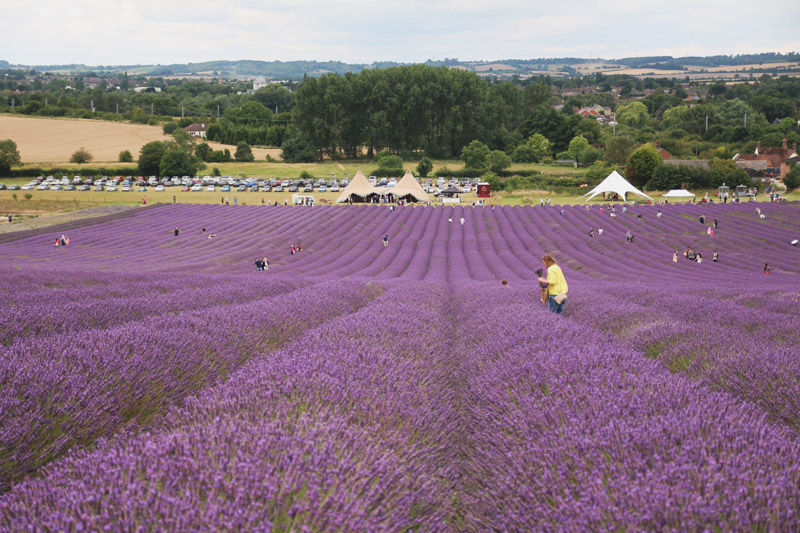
[784,165,800,191]
[70,148,93,164]
[118,150,133,163]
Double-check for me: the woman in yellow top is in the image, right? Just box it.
[537,254,568,314]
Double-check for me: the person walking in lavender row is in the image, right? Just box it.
[383,234,389,247]
[712,250,719,262]
[174,227,180,237]
[673,250,678,263]
[588,227,595,238]
[538,254,568,315]
[460,217,465,226]
[255,258,264,271]
[626,230,634,243]
[764,263,770,275]
[262,257,269,270]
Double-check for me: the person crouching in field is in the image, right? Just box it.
[538,254,568,314]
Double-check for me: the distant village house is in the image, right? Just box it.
[184,123,208,139]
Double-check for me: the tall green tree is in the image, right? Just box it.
[138,141,167,175]
[160,148,201,177]
[626,144,663,186]
[487,150,512,172]
[416,156,433,177]
[604,136,636,165]
[461,140,490,172]
[234,141,254,162]
[0,139,22,175]
[616,101,650,128]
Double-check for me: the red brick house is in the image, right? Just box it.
[733,138,798,178]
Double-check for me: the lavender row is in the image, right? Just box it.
[0,279,382,491]
[3,280,800,529]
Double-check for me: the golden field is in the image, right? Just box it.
[0,115,281,163]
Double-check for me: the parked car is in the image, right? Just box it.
[274,185,284,192]
[303,185,313,192]
[138,187,147,192]
[237,185,247,192]
[330,185,340,192]
[50,185,61,191]
[107,185,118,192]
[93,185,104,191]
[288,185,298,192]
[78,185,90,191]
[36,184,48,190]
[0,184,6,190]
[221,185,231,192]
[63,185,76,191]
[155,185,165,192]
[206,185,216,192]
[21,184,35,191]
[8,185,20,190]
[191,184,203,191]
[121,185,133,192]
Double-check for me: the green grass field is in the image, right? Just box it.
[11,159,589,181]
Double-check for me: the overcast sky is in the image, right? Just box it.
[2,0,798,66]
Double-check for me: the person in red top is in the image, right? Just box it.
[290,245,295,255]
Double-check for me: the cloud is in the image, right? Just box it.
[0,0,797,65]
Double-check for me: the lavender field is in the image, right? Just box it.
[1,201,799,530]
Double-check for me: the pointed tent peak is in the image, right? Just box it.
[335,171,380,203]
[580,170,653,203]
[396,171,419,187]
[391,171,430,203]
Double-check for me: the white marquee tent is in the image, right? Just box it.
[661,189,695,198]
[580,170,653,203]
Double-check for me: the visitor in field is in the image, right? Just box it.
[173,195,176,204]
[448,216,453,223]
[501,279,509,287]
[598,228,603,236]
[54,239,60,247]
[713,250,719,262]
[263,257,269,270]
[791,239,798,247]
[290,245,295,255]
[296,243,302,252]
[174,227,180,237]
[700,215,705,224]
[460,217,465,226]
[65,236,70,246]
[764,263,770,275]
[7,214,11,223]
[383,234,389,247]
[673,250,678,263]
[60,235,67,246]
[714,219,718,228]
[538,254,568,315]
[588,228,595,238]
[695,253,703,264]
[626,231,634,243]
[255,258,264,271]
[707,227,714,236]
[208,233,216,239]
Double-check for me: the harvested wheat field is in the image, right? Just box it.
[0,115,280,163]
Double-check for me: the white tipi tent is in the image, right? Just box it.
[580,170,653,203]
[335,170,380,203]
[388,171,430,203]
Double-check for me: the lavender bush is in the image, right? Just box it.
[1,201,799,530]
